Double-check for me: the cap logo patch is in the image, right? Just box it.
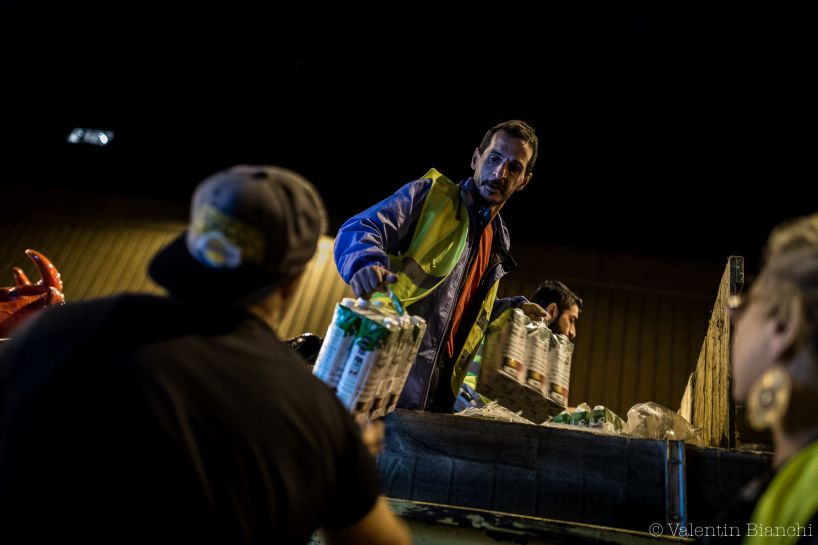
[190,204,264,268]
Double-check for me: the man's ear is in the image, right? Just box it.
[471,148,481,170]
[546,303,559,325]
[771,296,805,362]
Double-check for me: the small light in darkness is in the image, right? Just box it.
[67,128,114,146]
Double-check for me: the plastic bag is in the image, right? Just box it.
[623,402,705,446]
[455,401,535,425]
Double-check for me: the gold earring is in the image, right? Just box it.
[747,366,792,430]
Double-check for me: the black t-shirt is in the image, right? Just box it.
[0,294,380,544]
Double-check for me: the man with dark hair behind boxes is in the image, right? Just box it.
[457,279,583,410]
[0,165,409,545]
[529,279,583,340]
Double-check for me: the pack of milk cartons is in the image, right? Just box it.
[477,307,574,423]
[313,298,426,422]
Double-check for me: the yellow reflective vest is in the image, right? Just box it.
[380,169,500,398]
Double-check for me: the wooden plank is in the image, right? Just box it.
[691,258,740,447]
[312,498,685,544]
[386,499,681,545]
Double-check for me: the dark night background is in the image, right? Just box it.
[1,10,813,271]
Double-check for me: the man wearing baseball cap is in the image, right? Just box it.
[0,165,410,545]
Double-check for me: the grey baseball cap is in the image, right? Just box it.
[149,165,326,307]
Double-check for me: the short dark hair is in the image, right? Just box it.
[477,120,538,175]
[530,280,583,314]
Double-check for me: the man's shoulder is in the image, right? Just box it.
[13,293,169,339]
[392,176,435,200]
[48,292,167,315]
[389,173,462,210]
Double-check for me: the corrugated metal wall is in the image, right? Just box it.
[0,210,349,340]
[0,217,181,300]
[278,237,353,339]
[0,216,350,340]
[1,196,722,419]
